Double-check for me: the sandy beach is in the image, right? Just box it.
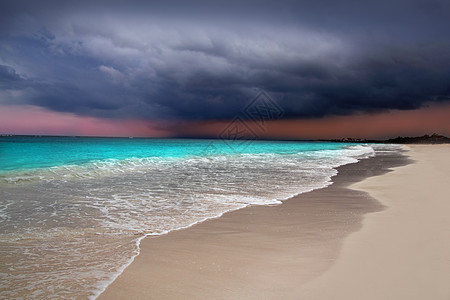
[99,145,450,299]
[298,145,450,300]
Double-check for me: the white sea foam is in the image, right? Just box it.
[0,144,375,185]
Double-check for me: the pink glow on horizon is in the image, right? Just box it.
[0,105,172,137]
[2,103,450,139]
[171,103,450,139]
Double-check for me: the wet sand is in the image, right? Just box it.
[99,147,416,299]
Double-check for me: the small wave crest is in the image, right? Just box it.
[0,144,375,185]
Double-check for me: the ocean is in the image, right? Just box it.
[0,136,397,298]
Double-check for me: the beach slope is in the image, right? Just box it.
[99,145,449,299]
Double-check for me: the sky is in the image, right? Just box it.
[0,0,449,138]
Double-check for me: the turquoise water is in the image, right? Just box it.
[0,137,388,299]
[0,136,348,172]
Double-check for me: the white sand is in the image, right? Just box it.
[299,145,450,299]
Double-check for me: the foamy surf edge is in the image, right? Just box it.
[91,144,388,299]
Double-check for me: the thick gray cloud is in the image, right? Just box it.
[0,0,449,120]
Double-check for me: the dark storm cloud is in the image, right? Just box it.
[0,0,449,120]
[0,65,22,82]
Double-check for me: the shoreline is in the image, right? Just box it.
[298,145,450,299]
[99,147,410,299]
